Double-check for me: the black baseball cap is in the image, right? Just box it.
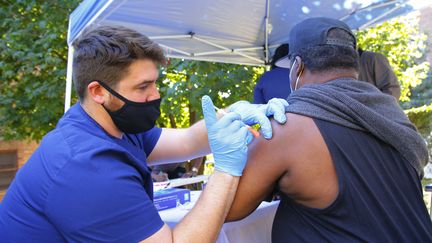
[276,17,356,68]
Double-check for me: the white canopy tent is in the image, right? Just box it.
[65,0,430,111]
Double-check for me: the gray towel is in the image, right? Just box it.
[285,78,428,177]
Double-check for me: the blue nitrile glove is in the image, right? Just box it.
[202,95,254,176]
[228,98,289,139]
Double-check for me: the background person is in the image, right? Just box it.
[358,48,401,99]
[253,44,291,104]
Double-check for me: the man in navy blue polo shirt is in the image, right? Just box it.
[0,26,288,242]
[253,44,291,104]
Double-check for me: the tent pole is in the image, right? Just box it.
[359,5,402,29]
[64,45,74,113]
[339,0,400,21]
[264,0,271,65]
[158,43,191,56]
[166,54,264,66]
[150,35,191,40]
[193,36,264,64]
[70,0,115,45]
[195,46,264,56]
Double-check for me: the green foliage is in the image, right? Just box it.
[357,15,432,161]
[356,15,430,103]
[1,2,431,143]
[403,73,432,109]
[157,59,264,128]
[405,104,432,158]
[405,104,432,135]
[0,0,80,140]
[0,1,262,139]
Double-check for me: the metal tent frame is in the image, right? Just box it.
[65,0,430,111]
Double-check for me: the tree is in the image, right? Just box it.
[154,59,264,177]
[157,59,263,129]
[0,1,262,141]
[356,15,432,162]
[0,0,80,141]
[356,15,430,104]
[1,2,431,145]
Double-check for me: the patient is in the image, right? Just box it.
[226,17,432,242]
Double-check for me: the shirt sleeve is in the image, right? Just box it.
[373,53,401,100]
[127,127,163,156]
[253,78,265,104]
[44,156,164,242]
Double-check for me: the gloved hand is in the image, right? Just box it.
[202,95,253,176]
[228,98,289,139]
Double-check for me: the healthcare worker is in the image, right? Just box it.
[0,25,288,242]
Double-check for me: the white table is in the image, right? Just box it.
[159,191,279,243]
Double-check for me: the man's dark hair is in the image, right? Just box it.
[271,44,289,69]
[72,25,166,101]
[290,28,359,73]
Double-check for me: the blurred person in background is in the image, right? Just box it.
[358,48,401,100]
[253,44,291,104]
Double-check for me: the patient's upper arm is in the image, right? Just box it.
[226,117,295,221]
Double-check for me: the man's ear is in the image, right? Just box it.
[87,81,107,105]
[295,56,304,76]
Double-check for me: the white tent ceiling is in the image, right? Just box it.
[65,0,431,110]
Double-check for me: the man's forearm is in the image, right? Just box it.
[147,120,210,166]
[181,111,226,159]
[172,171,239,243]
[183,119,211,158]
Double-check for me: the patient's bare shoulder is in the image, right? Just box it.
[242,113,310,180]
[277,113,339,209]
[249,113,318,168]
[270,113,319,160]
[226,113,319,221]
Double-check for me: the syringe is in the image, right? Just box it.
[213,106,260,138]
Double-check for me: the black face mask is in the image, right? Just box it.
[97,81,161,134]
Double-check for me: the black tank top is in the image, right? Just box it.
[272,118,432,242]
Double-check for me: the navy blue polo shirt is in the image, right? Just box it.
[0,103,164,242]
[253,67,291,104]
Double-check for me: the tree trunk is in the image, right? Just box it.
[169,114,177,128]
